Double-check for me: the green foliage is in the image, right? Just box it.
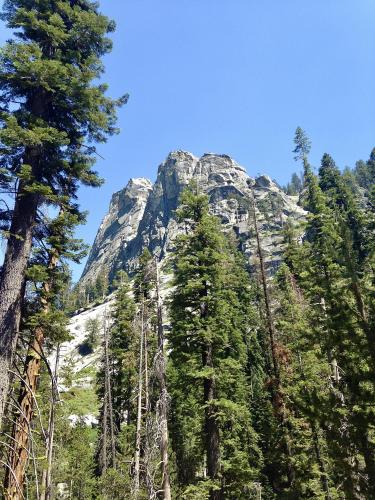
[0,0,121,187]
[79,316,101,355]
[94,272,139,482]
[106,275,137,428]
[5,116,374,499]
[63,386,99,418]
[0,0,126,273]
[98,467,132,499]
[353,149,375,193]
[95,270,109,299]
[293,126,311,163]
[133,247,154,300]
[284,172,303,195]
[168,185,263,497]
[278,143,375,497]
[53,421,98,499]
[22,201,88,345]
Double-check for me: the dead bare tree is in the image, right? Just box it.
[133,300,145,499]
[98,310,116,474]
[250,193,279,380]
[154,258,171,500]
[40,345,60,500]
[249,191,295,488]
[104,310,116,469]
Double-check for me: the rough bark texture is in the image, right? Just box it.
[0,188,39,428]
[4,252,57,499]
[0,86,47,427]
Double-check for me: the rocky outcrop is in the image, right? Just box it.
[80,151,305,286]
[80,177,152,285]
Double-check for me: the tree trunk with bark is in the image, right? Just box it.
[250,194,279,380]
[4,251,58,499]
[40,345,60,500]
[0,86,47,427]
[133,301,144,499]
[154,259,171,500]
[250,192,295,489]
[103,311,116,470]
[0,187,39,428]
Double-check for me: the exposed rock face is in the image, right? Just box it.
[80,177,152,286]
[80,151,305,286]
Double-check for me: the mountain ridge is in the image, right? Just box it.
[80,150,305,286]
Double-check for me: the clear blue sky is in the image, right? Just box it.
[1,0,374,280]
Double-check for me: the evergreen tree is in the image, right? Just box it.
[0,0,127,423]
[96,254,171,499]
[285,172,303,195]
[79,316,101,355]
[168,186,262,499]
[109,273,137,432]
[3,202,87,498]
[95,274,136,495]
[293,127,311,166]
[317,153,375,494]
[95,271,109,300]
[288,139,375,497]
[353,150,375,194]
[274,263,339,499]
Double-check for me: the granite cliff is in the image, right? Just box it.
[80,151,305,286]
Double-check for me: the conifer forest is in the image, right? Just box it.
[0,1,374,499]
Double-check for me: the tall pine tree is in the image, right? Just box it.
[0,0,126,423]
[168,186,262,500]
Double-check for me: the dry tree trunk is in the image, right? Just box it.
[250,193,279,380]
[102,390,108,474]
[144,318,149,416]
[40,345,60,500]
[154,259,171,500]
[143,305,156,500]
[133,300,145,499]
[103,311,116,469]
[4,250,59,500]
[99,311,116,474]
[250,192,295,488]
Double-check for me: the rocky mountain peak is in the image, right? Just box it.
[79,151,305,287]
[80,177,153,286]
